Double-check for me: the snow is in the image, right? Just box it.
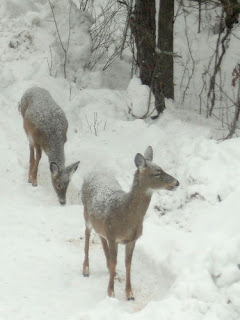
[1,0,240,320]
[81,170,125,218]
[127,76,156,118]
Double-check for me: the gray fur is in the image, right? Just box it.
[19,87,79,205]
[19,87,68,168]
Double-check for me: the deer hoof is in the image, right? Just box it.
[126,290,135,301]
[83,265,89,277]
[108,288,115,298]
[127,297,135,301]
[83,273,89,277]
[31,178,37,186]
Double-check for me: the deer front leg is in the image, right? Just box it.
[31,145,42,186]
[100,236,110,270]
[108,240,118,297]
[28,144,35,184]
[83,226,91,277]
[125,241,136,300]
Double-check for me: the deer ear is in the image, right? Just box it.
[50,162,59,177]
[134,153,146,170]
[67,161,80,178]
[144,146,153,162]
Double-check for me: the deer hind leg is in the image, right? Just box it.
[31,145,42,186]
[125,241,136,300]
[83,225,91,277]
[100,236,110,270]
[107,240,118,297]
[28,144,35,184]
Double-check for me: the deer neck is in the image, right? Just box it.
[47,141,65,169]
[127,170,152,219]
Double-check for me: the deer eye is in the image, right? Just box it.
[154,172,161,176]
[57,183,62,190]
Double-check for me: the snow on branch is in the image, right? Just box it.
[155,48,182,58]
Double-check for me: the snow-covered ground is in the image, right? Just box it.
[1,1,240,320]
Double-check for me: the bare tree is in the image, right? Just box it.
[157,0,174,100]
[130,0,175,117]
[178,0,240,133]
[87,0,129,70]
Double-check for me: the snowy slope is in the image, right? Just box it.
[1,1,240,320]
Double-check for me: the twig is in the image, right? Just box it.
[48,0,72,78]
[85,114,92,134]
[46,45,53,76]
[207,9,230,116]
[120,0,133,59]
[155,48,181,58]
[181,12,196,103]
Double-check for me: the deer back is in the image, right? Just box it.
[19,87,68,153]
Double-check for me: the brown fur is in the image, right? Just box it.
[81,146,179,300]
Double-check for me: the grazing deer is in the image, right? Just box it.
[19,87,80,205]
[81,146,179,300]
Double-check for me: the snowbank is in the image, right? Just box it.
[1,1,240,320]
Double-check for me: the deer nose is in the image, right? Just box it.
[176,180,180,186]
[59,199,66,205]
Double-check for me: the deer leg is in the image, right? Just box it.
[83,225,91,277]
[31,145,42,186]
[28,144,35,183]
[125,241,136,300]
[100,236,110,270]
[107,240,118,297]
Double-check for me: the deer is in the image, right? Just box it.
[19,87,80,205]
[81,146,179,300]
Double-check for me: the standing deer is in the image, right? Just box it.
[19,87,80,205]
[81,146,179,300]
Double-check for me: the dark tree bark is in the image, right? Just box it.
[130,0,174,117]
[130,0,161,113]
[220,0,240,30]
[157,0,174,100]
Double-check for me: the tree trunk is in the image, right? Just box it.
[130,0,174,117]
[157,0,174,100]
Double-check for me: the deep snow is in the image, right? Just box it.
[1,1,240,320]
